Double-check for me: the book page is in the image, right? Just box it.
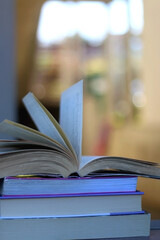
[79,155,160,179]
[80,156,101,169]
[60,80,83,164]
[0,120,66,152]
[22,92,76,160]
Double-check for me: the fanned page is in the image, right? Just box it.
[22,92,77,162]
[0,120,67,152]
[60,80,83,164]
[79,156,160,179]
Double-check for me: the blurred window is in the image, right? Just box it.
[30,0,144,127]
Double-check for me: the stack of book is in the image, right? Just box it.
[0,175,150,239]
[0,80,159,239]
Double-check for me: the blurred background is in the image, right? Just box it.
[1,0,160,219]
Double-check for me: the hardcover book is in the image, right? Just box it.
[1,175,138,196]
[0,213,151,239]
[0,191,144,218]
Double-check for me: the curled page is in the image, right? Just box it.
[22,92,76,161]
[60,80,83,164]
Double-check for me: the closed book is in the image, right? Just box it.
[1,175,138,196]
[0,213,150,239]
[0,191,143,218]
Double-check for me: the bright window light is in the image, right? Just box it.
[76,2,109,44]
[129,0,144,34]
[37,2,76,46]
[37,1,109,46]
[37,0,143,46]
[108,0,129,35]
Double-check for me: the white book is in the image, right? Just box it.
[0,213,151,240]
[0,192,143,218]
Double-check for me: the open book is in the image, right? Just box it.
[0,80,160,179]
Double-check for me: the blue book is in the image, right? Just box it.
[1,175,138,196]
